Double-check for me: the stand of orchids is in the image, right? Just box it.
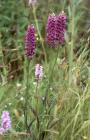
[23,3,66,139]
[1,0,90,140]
[0,1,66,139]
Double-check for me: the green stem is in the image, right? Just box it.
[45,46,60,105]
[69,5,75,86]
[32,6,47,64]
[35,80,40,132]
[0,37,7,81]
[24,60,30,131]
[35,80,39,112]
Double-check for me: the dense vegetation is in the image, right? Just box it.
[0,0,90,140]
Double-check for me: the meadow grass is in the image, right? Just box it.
[0,0,90,140]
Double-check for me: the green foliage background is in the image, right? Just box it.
[0,0,90,140]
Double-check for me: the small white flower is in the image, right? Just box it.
[20,97,24,101]
[5,105,7,108]
[42,97,45,101]
[22,114,24,117]
[33,82,37,85]
[16,83,22,90]
[8,103,12,106]
[50,87,53,91]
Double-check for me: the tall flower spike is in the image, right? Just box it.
[25,25,36,59]
[35,64,43,80]
[46,11,66,47]
[0,111,11,134]
[56,11,66,44]
[46,13,56,47]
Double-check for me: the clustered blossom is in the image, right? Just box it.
[35,64,43,80]
[0,111,11,135]
[25,25,36,59]
[56,11,66,44]
[46,13,56,47]
[29,0,37,6]
[46,11,66,47]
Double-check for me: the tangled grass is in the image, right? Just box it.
[0,0,90,140]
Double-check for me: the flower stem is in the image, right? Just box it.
[24,60,30,131]
[32,6,47,64]
[35,80,39,112]
[69,4,75,87]
[45,46,60,105]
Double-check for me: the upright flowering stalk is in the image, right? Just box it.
[35,64,43,116]
[0,111,11,135]
[25,25,36,59]
[24,24,36,130]
[45,11,66,104]
[46,13,56,47]
[56,11,66,44]
[35,64,43,81]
